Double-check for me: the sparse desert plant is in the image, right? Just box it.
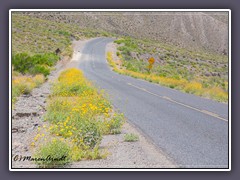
[33,74,45,87]
[12,53,32,74]
[71,119,102,149]
[184,82,203,94]
[30,64,50,77]
[12,73,45,105]
[13,76,35,94]
[34,139,71,168]
[124,133,139,142]
[108,113,125,134]
[12,85,21,105]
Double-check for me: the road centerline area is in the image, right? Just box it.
[127,82,228,122]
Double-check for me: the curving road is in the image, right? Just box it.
[77,37,229,168]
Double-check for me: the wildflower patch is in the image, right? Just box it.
[32,68,124,167]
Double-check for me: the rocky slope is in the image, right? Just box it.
[20,11,229,55]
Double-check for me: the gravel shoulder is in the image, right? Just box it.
[69,122,177,168]
[11,38,177,169]
[12,59,67,168]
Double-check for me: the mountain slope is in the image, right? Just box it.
[21,11,229,55]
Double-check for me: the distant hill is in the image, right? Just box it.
[21,11,229,55]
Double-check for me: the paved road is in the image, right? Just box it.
[77,37,229,168]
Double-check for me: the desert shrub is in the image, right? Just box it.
[12,53,32,74]
[12,53,59,76]
[70,145,105,161]
[99,113,125,135]
[107,113,124,134]
[12,85,21,105]
[72,119,102,149]
[124,133,139,142]
[55,30,70,37]
[34,139,70,168]
[29,65,50,77]
[12,74,45,105]
[114,39,123,44]
[32,53,59,66]
[45,98,72,116]
[34,74,45,87]
[44,111,70,124]
[13,76,35,95]
[125,62,138,72]
[62,45,73,58]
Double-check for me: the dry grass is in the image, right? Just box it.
[12,73,45,106]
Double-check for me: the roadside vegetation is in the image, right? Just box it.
[107,37,228,102]
[12,14,125,168]
[12,52,59,106]
[12,14,113,56]
[12,71,45,106]
[11,52,59,107]
[124,133,139,142]
[12,53,59,77]
[31,68,124,168]
[11,14,113,106]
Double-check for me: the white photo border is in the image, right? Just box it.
[9,9,231,171]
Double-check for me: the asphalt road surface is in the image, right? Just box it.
[77,37,229,168]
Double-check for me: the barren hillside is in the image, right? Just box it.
[20,11,229,55]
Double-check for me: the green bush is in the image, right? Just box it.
[12,53,32,74]
[125,62,139,72]
[72,119,102,149]
[30,65,50,77]
[124,133,139,142]
[32,53,59,66]
[34,139,70,168]
[108,113,124,134]
[55,30,70,37]
[12,53,59,76]
[44,110,69,124]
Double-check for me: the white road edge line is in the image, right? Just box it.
[127,82,228,122]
